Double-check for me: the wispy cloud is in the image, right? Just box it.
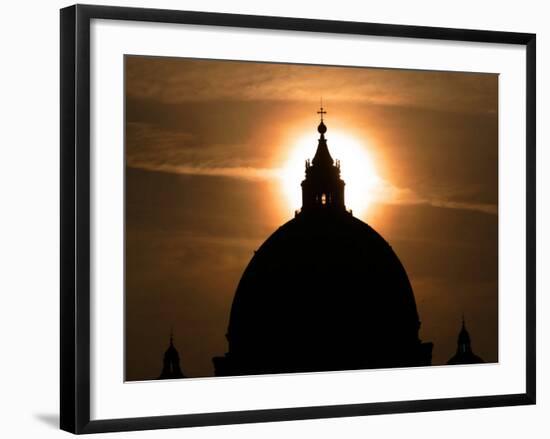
[126,57,498,114]
[126,121,266,171]
[426,199,497,215]
[127,116,497,216]
[383,185,497,215]
[128,161,278,181]
[128,156,497,216]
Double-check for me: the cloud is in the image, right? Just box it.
[126,56,498,114]
[385,186,497,215]
[126,121,275,181]
[126,117,496,217]
[426,199,497,215]
[128,156,496,216]
[128,161,278,181]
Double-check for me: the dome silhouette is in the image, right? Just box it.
[213,108,432,376]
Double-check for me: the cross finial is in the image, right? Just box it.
[317,98,327,121]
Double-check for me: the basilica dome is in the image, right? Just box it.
[214,110,432,376]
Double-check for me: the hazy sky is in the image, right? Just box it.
[125,56,498,381]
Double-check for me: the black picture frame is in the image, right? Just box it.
[60,4,536,434]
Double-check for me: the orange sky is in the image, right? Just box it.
[125,56,498,380]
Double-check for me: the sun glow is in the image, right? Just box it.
[279,131,383,217]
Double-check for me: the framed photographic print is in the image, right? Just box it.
[60,4,536,434]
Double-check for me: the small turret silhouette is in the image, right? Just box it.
[158,330,186,379]
[447,316,484,365]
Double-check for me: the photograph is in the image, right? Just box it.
[124,56,498,381]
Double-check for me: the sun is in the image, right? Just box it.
[279,130,383,217]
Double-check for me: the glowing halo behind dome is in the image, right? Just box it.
[279,131,383,217]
